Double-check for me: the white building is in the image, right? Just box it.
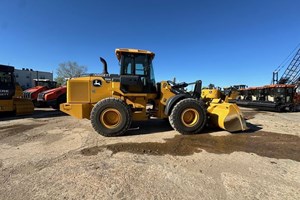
[14,68,53,89]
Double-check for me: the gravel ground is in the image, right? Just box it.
[0,107,299,200]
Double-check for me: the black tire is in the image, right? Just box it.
[51,95,66,109]
[289,105,295,112]
[34,100,45,108]
[90,97,132,137]
[169,98,207,135]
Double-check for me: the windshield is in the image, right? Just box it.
[258,89,264,95]
[0,71,14,99]
[149,62,155,86]
[275,88,285,94]
[0,71,13,86]
[120,53,156,91]
[35,81,56,88]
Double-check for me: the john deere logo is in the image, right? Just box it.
[93,80,102,87]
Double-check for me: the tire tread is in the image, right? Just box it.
[169,98,207,134]
[90,97,132,137]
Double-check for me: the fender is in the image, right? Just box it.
[164,94,191,116]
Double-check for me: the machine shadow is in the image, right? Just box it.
[0,108,67,121]
[244,122,263,133]
[124,119,262,137]
[125,119,173,136]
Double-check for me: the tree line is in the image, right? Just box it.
[55,61,87,86]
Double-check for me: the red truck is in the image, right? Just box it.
[37,86,66,109]
[23,79,57,107]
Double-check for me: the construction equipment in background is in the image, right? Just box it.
[201,85,245,103]
[272,46,300,85]
[236,46,300,112]
[37,86,67,109]
[237,84,300,111]
[222,85,247,103]
[60,48,247,137]
[0,64,34,115]
[23,79,57,107]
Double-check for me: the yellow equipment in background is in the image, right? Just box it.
[0,65,34,115]
[60,48,247,137]
[201,88,247,132]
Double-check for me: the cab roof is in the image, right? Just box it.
[115,48,155,61]
[0,64,14,72]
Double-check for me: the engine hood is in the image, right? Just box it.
[43,86,67,94]
[24,86,46,93]
[41,86,66,95]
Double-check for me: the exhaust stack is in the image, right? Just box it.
[100,57,108,75]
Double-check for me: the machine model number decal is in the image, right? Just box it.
[93,80,102,87]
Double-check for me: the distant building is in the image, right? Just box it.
[14,68,53,89]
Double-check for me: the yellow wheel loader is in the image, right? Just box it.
[0,65,34,115]
[60,48,247,137]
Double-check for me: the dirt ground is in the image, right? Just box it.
[0,107,299,200]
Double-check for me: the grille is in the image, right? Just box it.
[69,81,89,102]
[23,91,32,99]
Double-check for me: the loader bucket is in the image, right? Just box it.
[207,99,248,132]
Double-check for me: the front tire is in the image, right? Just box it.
[169,98,207,134]
[90,97,132,137]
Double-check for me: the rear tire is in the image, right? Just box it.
[90,97,132,137]
[169,98,207,134]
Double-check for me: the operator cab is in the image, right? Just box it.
[115,48,156,93]
[0,64,15,99]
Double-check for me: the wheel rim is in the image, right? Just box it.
[100,108,121,129]
[181,108,200,127]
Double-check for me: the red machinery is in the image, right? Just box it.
[23,79,57,106]
[37,86,66,109]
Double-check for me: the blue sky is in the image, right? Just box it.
[0,0,300,87]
